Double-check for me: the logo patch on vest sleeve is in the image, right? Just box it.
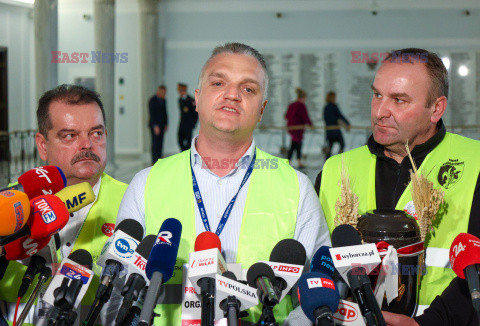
[437,159,464,189]
[102,223,115,237]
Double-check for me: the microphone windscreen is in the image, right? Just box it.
[68,249,93,270]
[297,272,340,323]
[310,246,335,276]
[28,195,70,239]
[4,235,52,260]
[18,166,66,199]
[247,262,276,288]
[145,218,182,282]
[55,182,95,213]
[331,224,362,247]
[269,239,306,266]
[222,271,237,281]
[135,234,157,258]
[194,231,221,252]
[115,219,144,242]
[450,233,480,279]
[0,190,30,236]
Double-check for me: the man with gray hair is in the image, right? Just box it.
[117,42,330,325]
[317,48,480,325]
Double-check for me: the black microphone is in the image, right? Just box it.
[115,234,156,326]
[17,266,52,326]
[0,255,8,280]
[84,219,144,326]
[17,254,47,299]
[43,249,94,326]
[247,263,280,326]
[220,271,241,326]
[118,287,146,326]
[269,239,306,295]
[247,262,279,307]
[331,224,386,326]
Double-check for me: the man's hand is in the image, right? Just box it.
[382,311,419,326]
[154,125,160,136]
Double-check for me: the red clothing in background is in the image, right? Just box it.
[285,101,312,142]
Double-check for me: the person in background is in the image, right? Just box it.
[285,87,312,169]
[177,83,198,151]
[148,85,168,163]
[322,91,350,158]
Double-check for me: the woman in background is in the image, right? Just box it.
[285,88,312,168]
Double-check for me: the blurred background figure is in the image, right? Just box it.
[323,91,351,159]
[148,85,168,164]
[285,88,312,168]
[177,83,197,151]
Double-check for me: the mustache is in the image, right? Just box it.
[71,151,101,165]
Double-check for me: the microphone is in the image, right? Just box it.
[270,239,306,266]
[188,231,227,326]
[17,265,52,326]
[3,235,52,260]
[1,166,66,198]
[54,182,95,213]
[0,194,69,246]
[311,246,349,299]
[42,249,94,325]
[139,218,182,326]
[17,254,47,299]
[115,234,157,326]
[329,224,385,326]
[247,262,280,326]
[267,239,306,301]
[297,272,340,326]
[449,233,480,312]
[247,262,279,306]
[215,271,258,325]
[0,190,30,236]
[84,219,144,326]
[0,235,52,284]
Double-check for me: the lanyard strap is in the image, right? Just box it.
[191,149,256,236]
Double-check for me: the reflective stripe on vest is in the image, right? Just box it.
[425,247,450,268]
[416,305,428,316]
[320,132,480,307]
[145,148,299,325]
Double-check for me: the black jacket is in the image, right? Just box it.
[149,96,168,129]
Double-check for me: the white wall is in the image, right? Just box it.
[0,2,35,132]
[57,0,142,154]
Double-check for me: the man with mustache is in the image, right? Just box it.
[117,42,330,325]
[316,48,480,324]
[0,85,127,325]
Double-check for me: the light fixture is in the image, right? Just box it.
[441,57,450,70]
[458,65,469,77]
